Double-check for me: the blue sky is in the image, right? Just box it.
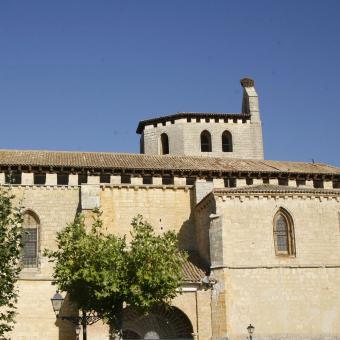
[0,1,339,166]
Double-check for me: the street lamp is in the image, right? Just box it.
[247,324,255,340]
[50,291,100,340]
[51,291,64,317]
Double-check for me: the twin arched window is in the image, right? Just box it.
[273,208,295,256]
[22,210,39,268]
[200,130,233,153]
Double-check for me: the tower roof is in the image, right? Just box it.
[136,112,250,134]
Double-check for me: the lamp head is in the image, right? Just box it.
[247,324,255,335]
[51,291,64,316]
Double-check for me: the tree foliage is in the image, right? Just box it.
[45,211,185,334]
[0,188,23,338]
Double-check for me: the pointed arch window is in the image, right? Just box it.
[222,130,233,152]
[273,209,295,256]
[22,211,39,268]
[201,130,212,152]
[160,133,169,155]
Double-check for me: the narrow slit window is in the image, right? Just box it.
[222,131,233,152]
[201,130,212,152]
[160,133,169,155]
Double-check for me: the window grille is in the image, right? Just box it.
[273,209,295,256]
[22,212,39,268]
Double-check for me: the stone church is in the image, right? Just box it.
[4,78,340,339]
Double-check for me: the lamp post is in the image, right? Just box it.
[51,291,100,340]
[247,324,255,340]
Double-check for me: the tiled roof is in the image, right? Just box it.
[181,252,207,283]
[136,112,250,133]
[214,184,340,195]
[0,149,339,176]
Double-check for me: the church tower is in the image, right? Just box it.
[136,78,264,160]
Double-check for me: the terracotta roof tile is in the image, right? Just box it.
[0,149,339,175]
[214,184,340,195]
[180,252,207,283]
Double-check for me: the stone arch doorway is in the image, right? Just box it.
[122,305,194,339]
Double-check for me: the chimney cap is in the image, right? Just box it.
[240,78,255,88]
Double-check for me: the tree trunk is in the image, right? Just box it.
[109,304,124,340]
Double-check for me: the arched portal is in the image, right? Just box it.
[122,305,193,339]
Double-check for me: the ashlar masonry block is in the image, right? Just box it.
[236,178,247,187]
[68,174,78,186]
[213,178,225,188]
[253,178,263,185]
[81,184,100,210]
[87,176,100,184]
[324,181,333,189]
[110,175,121,184]
[22,173,34,185]
[269,178,279,185]
[288,179,297,187]
[131,177,143,185]
[174,177,186,186]
[45,173,57,185]
[153,177,163,185]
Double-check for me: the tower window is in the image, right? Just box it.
[200,130,212,152]
[160,133,169,155]
[222,131,233,152]
[273,209,295,256]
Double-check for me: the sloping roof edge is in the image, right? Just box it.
[136,112,251,133]
[0,149,339,176]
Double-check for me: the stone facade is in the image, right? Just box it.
[197,188,340,339]
[3,78,340,340]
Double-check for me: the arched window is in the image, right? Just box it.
[222,130,233,152]
[200,130,212,152]
[273,208,295,256]
[160,133,169,155]
[22,211,39,268]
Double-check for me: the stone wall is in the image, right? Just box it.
[203,192,340,339]
[8,184,206,340]
[99,184,196,250]
[142,118,264,159]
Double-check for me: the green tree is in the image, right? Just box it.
[45,211,185,339]
[0,188,23,338]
